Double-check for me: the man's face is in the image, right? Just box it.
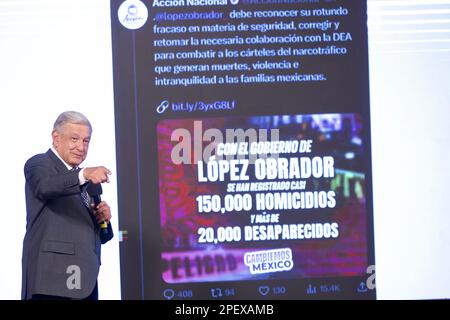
[52,123,91,167]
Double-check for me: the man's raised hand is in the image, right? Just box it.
[83,166,111,184]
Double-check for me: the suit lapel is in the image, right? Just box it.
[46,149,72,175]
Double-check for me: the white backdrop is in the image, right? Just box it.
[0,0,120,299]
[0,0,449,300]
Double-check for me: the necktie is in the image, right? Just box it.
[72,167,91,208]
[81,187,91,209]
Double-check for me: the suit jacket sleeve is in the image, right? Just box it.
[24,154,81,201]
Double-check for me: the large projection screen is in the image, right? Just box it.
[0,0,449,300]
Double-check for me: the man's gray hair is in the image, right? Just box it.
[53,111,92,133]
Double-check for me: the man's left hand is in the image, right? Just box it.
[92,201,111,224]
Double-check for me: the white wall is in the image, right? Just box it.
[0,0,120,299]
[368,0,450,299]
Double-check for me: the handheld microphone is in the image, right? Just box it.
[86,182,108,235]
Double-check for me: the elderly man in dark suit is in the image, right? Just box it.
[22,111,113,300]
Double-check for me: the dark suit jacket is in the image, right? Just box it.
[21,149,113,299]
